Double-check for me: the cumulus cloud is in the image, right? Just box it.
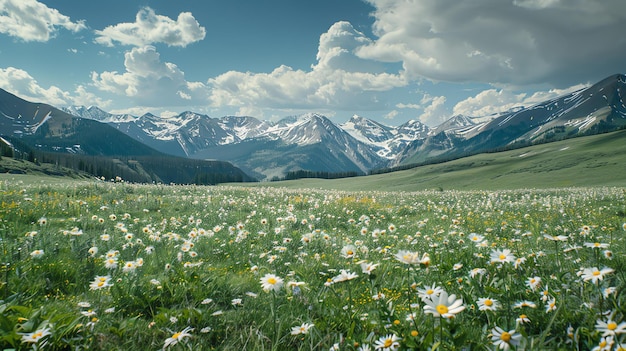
[395,95,449,126]
[360,0,626,87]
[0,0,85,42]
[453,83,588,117]
[94,7,205,47]
[0,67,110,107]
[91,45,209,106]
[208,21,406,117]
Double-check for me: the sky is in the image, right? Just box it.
[1,0,625,127]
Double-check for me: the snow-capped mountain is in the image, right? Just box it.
[341,115,430,159]
[63,105,135,123]
[209,113,385,179]
[60,73,626,180]
[395,73,626,165]
[218,116,272,140]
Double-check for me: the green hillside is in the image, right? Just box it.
[256,129,626,191]
[3,130,625,190]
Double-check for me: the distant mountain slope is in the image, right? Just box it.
[396,73,626,165]
[53,73,626,179]
[341,115,429,159]
[258,129,626,191]
[0,89,252,184]
[194,113,385,180]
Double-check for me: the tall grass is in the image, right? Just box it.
[0,177,624,350]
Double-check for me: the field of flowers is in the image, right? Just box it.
[0,177,624,350]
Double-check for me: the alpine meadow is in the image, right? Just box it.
[0,174,624,350]
[2,0,626,350]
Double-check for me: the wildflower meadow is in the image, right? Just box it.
[0,177,624,350]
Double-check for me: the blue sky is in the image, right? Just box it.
[1,0,625,126]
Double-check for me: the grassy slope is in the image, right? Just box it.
[253,129,626,191]
[3,129,626,191]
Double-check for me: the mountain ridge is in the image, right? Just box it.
[4,73,626,181]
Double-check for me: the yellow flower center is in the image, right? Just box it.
[426,289,434,295]
[436,304,449,315]
[97,281,105,287]
[484,299,493,306]
[411,330,419,337]
[608,322,617,330]
[267,277,277,285]
[599,340,607,347]
[383,338,393,347]
[172,332,181,339]
[499,254,506,260]
[594,243,600,247]
[347,250,353,255]
[593,271,601,276]
[500,332,511,342]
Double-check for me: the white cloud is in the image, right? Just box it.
[0,67,110,108]
[208,21,406,117]
[0,0,85,42]
[452,84,588,117]
[417,95,448,126]
[383,110,398,120]
[396,103,420,110]
[361,0,626,87]
[91,45,210,107]
[0,67,70,105]
[94,7,205,47]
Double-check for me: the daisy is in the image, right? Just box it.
[341,245,357,258]
[516,314,531,325]
[469,268,486,278]
[373,333,401,351]
[490,249,516,264]
[89,275,112,290]
[579,267,614,284]
[596,318,626,336]
[163,327,193,349]
[30,249,44,259]
[603,287,617,298]
[513,300,537,309]
[584,242,609,249]
[332,269,358,283]
[395,250,428,265]
[417,283,443,302]
[21,326,52,345]
[395,250,419,265]
[477,297,501,311]
[290,322,314,335]
[526,276,541,291]
[122,261,137,273]
[104,258,118,270]
[545,297,557,312]
[543,234,568,241]
[360,261,379,275]
[260,273,284,292]
[592,336,614,351]
[423,290,465,318]
[491,326,522,350]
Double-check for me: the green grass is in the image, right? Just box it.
[1,132,625,350]
[0,175,624,350]
[256,130,626,191]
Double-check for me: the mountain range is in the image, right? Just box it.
[2,73,625,182]
[0,89,251,184]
